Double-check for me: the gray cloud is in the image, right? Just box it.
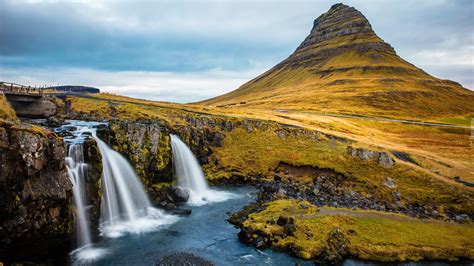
[0,0,472,101]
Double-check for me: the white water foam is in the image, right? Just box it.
[100,207,178,238]
[70,245,108,263]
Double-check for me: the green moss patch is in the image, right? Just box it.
[243,199,474,262]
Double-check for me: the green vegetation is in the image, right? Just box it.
[208,126,473,214]
[64,93,473,214]
[0,93,17,121]
[243,199,474,261]
[438,115,474,126]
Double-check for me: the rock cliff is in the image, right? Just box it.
[0,122,72,245]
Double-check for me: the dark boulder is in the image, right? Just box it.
[277,215,294,226]
[173,187,190,203]
[237,228,253,244]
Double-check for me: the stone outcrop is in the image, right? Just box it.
[102,120,173,186]
[346,146,395,168]
[0,122,72,245]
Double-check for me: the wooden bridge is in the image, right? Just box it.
[0,82,44,96]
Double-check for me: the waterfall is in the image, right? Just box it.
[66,142,92,248]
[93,134,151,225]
[170,134,209,196]
[64,125,106,261]
[170,134,235,205]
[61,121,176,262]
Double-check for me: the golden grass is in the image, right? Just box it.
[208,126,473,213]
[66,93,473,185]
[244,199,474,261]
[0,93,17,121]
[201,65,474,121]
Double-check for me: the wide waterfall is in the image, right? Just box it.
[170,134,235,205]
[93,135,151,225]
[92,133,176,238]
[61,121,176,262]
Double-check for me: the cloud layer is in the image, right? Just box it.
[1,0,472,102]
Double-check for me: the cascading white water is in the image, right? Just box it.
[61,121,177,262]
[90,130,176,239]
[170,134,209,196]
[63,123,106,261]
[93,134,151,225]
[170,134,235,205]
[66,142,92,248]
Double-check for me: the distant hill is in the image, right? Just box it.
[48,85,100,94]
[200,3,474,120]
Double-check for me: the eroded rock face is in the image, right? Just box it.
[0,123,72,245]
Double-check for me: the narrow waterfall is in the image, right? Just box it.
[66,142,92,249]
[170,134,235,205]
[64,124,106,261]
[170,134,209,196]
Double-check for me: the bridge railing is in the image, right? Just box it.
[0,82,44,95]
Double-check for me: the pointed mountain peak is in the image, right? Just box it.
[282,3,395,68]
[329,3,349,10]
[201,4,473,120]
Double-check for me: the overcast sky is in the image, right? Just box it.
[1,0,473,103]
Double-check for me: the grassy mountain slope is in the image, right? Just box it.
[201,3,474,120]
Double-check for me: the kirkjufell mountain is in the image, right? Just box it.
[202,3,474,119]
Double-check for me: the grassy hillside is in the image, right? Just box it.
[200,4,474,120]
[63,93,473,208]
[64,93,473,182]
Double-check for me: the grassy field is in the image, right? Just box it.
[208,126,472,214]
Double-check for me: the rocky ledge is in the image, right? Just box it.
[0,122,72,245]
